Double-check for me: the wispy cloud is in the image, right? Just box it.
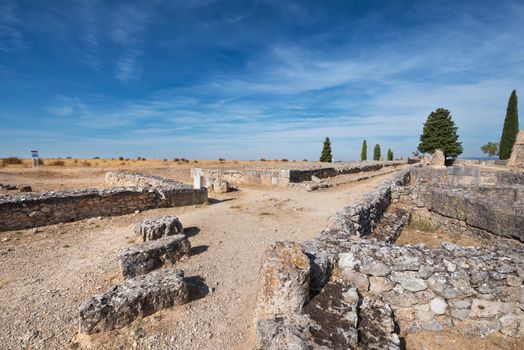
[77,0,101,70]
[111,4,150,81]
[0,1,26,52]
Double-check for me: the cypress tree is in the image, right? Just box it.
[418,108,463,157]
[373,144,381,161]
[361,140,367,161]
[499,90,519,160]
[320,137,333,162]
[387,149,393,161]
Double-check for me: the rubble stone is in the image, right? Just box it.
[118,234,190,278]
[79,269,189,334]
[134,215,183,241]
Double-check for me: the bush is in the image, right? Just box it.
[219,158,226,162]
[93,156,100,159]
[118,156,124,161]
[82,161,91,167]
[174,158,180,162]
[49,160,65,166]
[66,157,72,159]
[281,159,289,162]
[1,157,23,166]
[408,213,434,232]
[260,158,267,162]
[193,160,198,163]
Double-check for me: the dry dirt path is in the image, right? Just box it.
[0,172,396,350]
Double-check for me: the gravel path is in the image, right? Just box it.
[0,172,396,350]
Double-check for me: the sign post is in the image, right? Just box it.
[31,150,39,168]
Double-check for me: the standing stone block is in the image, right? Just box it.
[507,130,524,168]
[205,177,232,193]
[134,215,183,241]
[254,241,310,323]
[431,149,445,167]
[79,269,189,334]
[118,234,190,279]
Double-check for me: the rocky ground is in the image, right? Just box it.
[0,167,393,350]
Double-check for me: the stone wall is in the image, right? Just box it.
[326,169,411,237]
[0,173,207,232]
[410,166,524,186]
[192,160,407,187]
[411,184,524,242]
[254,167,524,348]
[334,239,524,337]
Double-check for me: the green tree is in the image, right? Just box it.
[481,142,499,157]
[499,90,519,160]
[373,144,381,161]
[418,108,463,157]
[360,140,367,161]
[387,149,394,161]
[320,137,333,162]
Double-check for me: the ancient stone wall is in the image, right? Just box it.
[254,167,524,348]
[411,166,524,186]
[0,174,207,232]
[326,170,411,237]
[412,184,524,242]
[193,161,407,187]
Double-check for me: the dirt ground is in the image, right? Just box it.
[0,163,520,350]
[0,164,397,350]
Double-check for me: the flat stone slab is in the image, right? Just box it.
[79,269,189,334]
[118,234,190,279]
[134,215,184,241]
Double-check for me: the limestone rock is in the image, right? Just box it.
[134,215,183,241]
[79,269,189,334]
[507,130,524,167]
[430,297,447,314]
[359,298,401,350]
[254,241,310,323]
[390,271,427,292]
[204,177,232,193]
[431,149,445,167]
[118,234,190,278]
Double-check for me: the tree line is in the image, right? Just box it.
[319,89,519,162]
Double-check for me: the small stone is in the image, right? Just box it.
[469,299,501,318]
[369,276,394,293]
[342,271,369,292]
[429,297,447,314]
[1,237,10,242]
[450,308,470,320]
[499,315,521,337]
[443,260,456,272]
[390,271,427,292]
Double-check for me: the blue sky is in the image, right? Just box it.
[1,0,523,160]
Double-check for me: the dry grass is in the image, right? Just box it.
[0,157,310,169]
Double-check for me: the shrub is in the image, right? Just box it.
[1,157,23,166]
[193,160,198,163]
[260,158,267,162]
[118,156,124,161]
[93,156,100,159]
[408,213,434,232]
[219,158,226,162]
[174,158,180,162]
[82,161,91,167]
[281,159,289,162]
[66,157,72,159]
[49,160,65,166]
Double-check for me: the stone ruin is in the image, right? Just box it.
[507,130,524,168]
[79,215,194,334]
[0,172,207,232]
[254,166,524,349]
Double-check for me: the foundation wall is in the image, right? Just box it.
[0,174,207,232]
[193,160,407,187]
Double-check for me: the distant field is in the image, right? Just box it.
[0,157,311,169]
